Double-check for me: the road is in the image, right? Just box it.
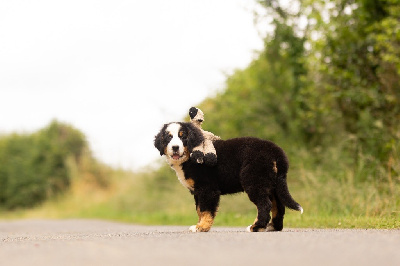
[0,219,399,266]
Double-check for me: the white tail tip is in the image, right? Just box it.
[300,207,304,214]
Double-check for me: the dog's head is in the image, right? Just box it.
[154,122,204,163]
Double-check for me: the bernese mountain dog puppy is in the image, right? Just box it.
[154,122,303,232]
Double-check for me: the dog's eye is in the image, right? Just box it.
[179,131,186,138]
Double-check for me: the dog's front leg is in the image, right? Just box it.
[189,190,220,232]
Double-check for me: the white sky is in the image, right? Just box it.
[0,0,266,170]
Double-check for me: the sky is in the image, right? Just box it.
[0,0,267,170]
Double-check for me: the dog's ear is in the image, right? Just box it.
[154,124,167,156]
[186,122,204,152]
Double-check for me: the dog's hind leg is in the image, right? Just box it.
[245,188,272,232]
[267,193,285,231]
[240,163,272,232]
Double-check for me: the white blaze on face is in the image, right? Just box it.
[165,123,191,189]
[166,123,184,159]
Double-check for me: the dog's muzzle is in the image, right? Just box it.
[171,146,181,160]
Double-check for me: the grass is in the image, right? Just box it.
[1,162,398,230]
[1,144,399,230]
[3,204,398,230]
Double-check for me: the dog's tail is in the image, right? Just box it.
[276,173,303,214]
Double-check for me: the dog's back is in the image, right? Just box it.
[214,137,289,176]
[183,137,301,211]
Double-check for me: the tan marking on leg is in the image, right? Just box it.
[271,197,278,219]
[267,197,277,231]
[253,217,258,224]
[186,178,195,190]
[196,206,201,223]
[196,211,214,232]
[249,211,266,232]
[273,161,278,174]
[250,224,266,232]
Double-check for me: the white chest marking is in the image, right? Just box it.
[168,161,193,191]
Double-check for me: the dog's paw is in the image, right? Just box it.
[189,225,198,232]
[190,151,204,164]
[266,223,276,232]
[204,153,217,166]
[246,225,266,232]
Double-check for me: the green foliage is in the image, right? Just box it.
[204,0,400,177]
[317,0,400,164]
[197,0,400,220]
[0,134,46,208]
[0,121,87,209]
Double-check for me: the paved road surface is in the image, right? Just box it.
[0,219,399,266]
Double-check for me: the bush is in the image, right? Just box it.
[0,121,87,209]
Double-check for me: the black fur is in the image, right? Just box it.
[203,152,217,166]
[191,150,205,164]
[154,123,302,232]
[154,124,168,155]
[188,107,198,119]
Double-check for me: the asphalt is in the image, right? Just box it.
[1,219,399,266]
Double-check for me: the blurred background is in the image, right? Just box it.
[1,0,399,228]
[0,0,265,170]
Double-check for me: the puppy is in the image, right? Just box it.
[154,122,303,232]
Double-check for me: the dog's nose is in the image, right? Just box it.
[172,146,179,152]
